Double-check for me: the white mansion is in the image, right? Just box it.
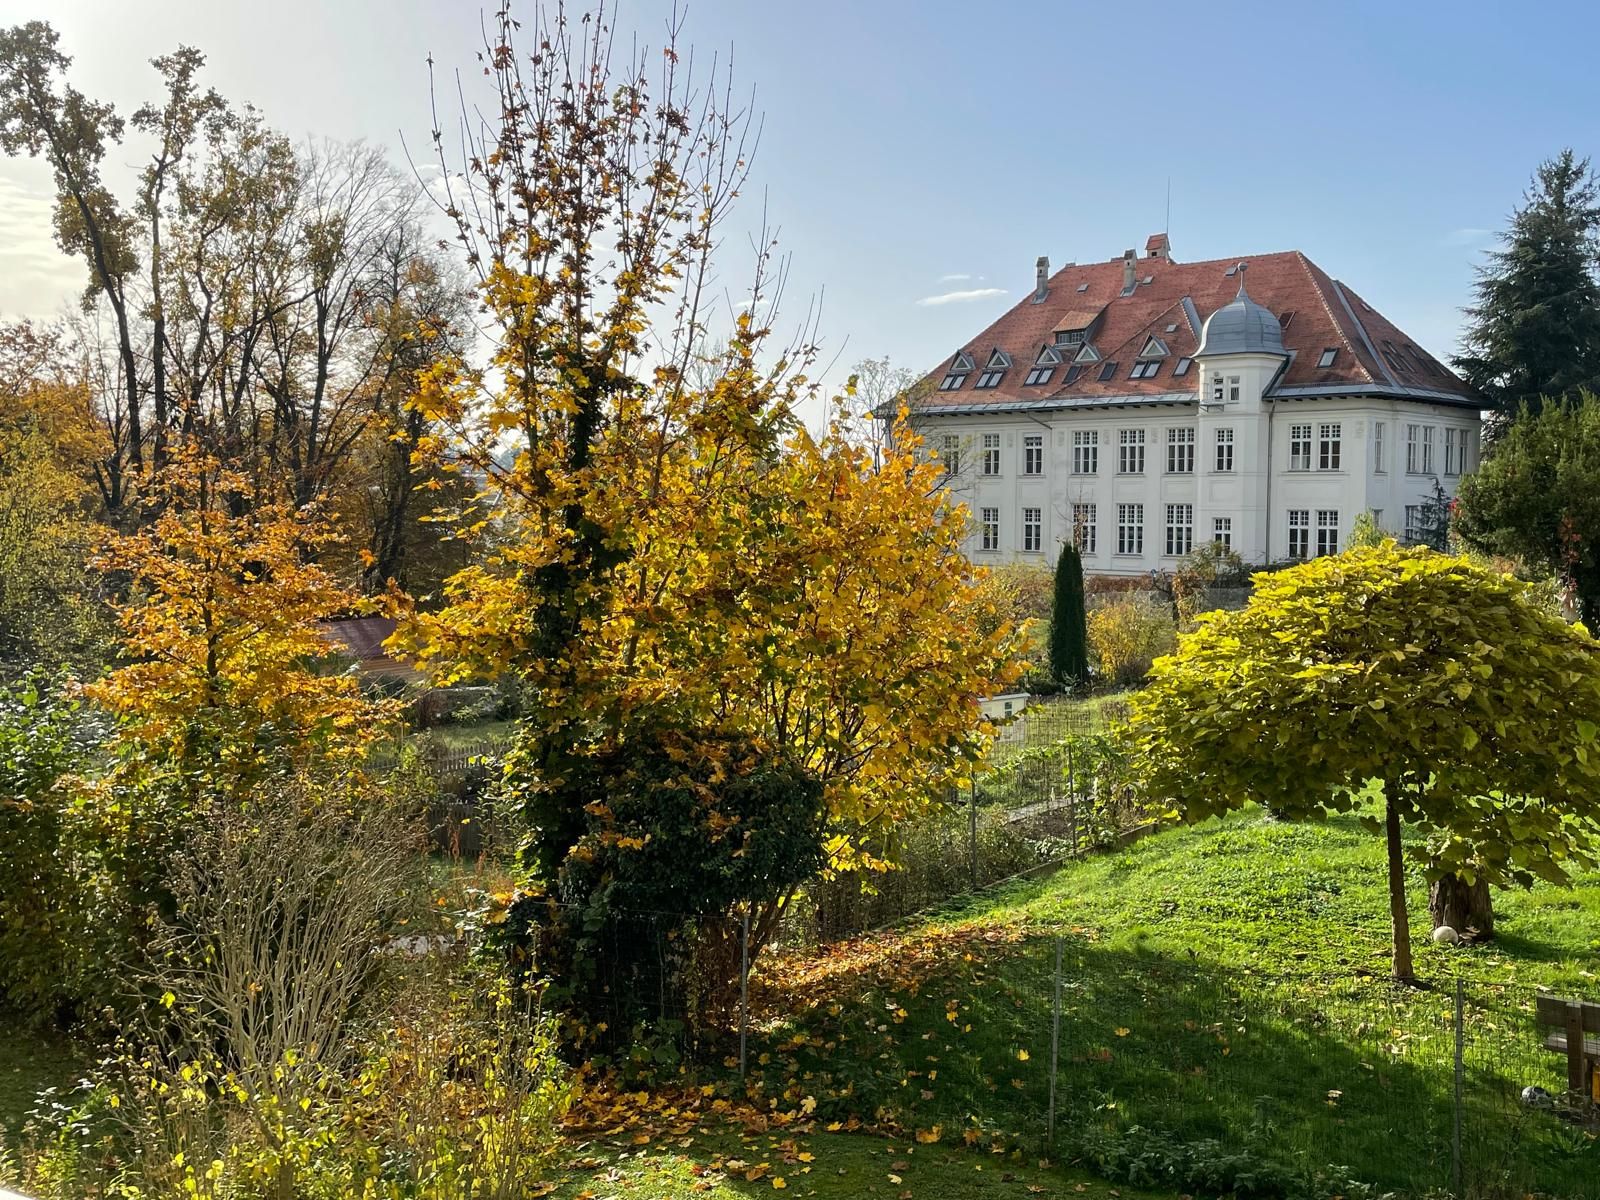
[905,235,1482,573]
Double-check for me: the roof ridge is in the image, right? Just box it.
[1294,251,1372,384]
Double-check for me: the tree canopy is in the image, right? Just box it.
[1127,543,1600,980]
[1455,392,1600,627]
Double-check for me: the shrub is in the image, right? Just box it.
[1087,594,1176,685]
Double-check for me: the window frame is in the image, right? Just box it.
[1022,434,1044,475]
[1071,429,1098,475]
[1214,427,1235,473]
[979,506,1000,552]
[1287,508,1310,559]
[981,432,1001,477]
[1316,509,1340,557]
[1118,427,1146,475]
[1166,426,1196,474]
[1289,423,1313,471]
[1164,502,1194,557]
[1212,516,1232,549]
[1072,502,1097,554]
[1022,506,1043,553]
[1318,422,1342,471]
[1116,502,1144,556]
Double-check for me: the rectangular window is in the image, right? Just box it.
[1072,430,1098,475]
[1022,507,1042,553]
[1118,428,1146,474]
[1117,503,1144,555]
[939,373,966,391]
[1318,422,1342,470]
[980,507,999,552]
[1406,424,1422,473]
[1288,509,1310,559]
[1213,516,1232,548]
[1054,329,1085,348]
[1317,347,1338,368]
[1374,421,1386,473]
[1316,509,1339,557]
[1173,357,1192,377]
[1098,360,1119,382]
[1165,503,1194,556]
[940,434,960,477]
[1130,360,1162,380]
[1023,434,1043,475]
[975,368,1004,389]
[1444,427,1460,475]
[1464,427,1478,471]
[1289,423,1313,471]
[1072,503,1097,554]
[1228,375,1241,403]
[981,433,1000,476]
[1214,427,1234,472]
[1422,425,1435,474]
[1404,504,1423,544]
[1024,366,1054,387]
[1166,426,1195,473]
[1211,374,1224,403]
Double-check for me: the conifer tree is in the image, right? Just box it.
[1049,540,1089,685]
[1455,150,1600,423]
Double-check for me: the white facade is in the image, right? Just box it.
[919,364,1480,573]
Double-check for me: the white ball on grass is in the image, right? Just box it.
[1430,925,1461,945]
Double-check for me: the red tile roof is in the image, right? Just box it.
[912,248,1478,413]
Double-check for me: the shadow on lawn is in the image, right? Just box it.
[749,937,1599,1198]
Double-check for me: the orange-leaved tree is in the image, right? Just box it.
[397,3,1016,1014]
[89,449,399,791]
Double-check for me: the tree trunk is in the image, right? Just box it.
[1428,873,1495,941]
[1385,793,1416,982]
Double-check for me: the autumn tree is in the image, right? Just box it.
[88,450,398,792]
[401,2,1014,1019]
[1127,544,1600,981]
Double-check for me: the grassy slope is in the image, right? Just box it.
[546,1128,1168,1200]
[748,810,1600,1198]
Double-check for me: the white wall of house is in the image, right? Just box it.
[917,371,1480,574]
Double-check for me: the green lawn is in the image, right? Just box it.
[745,810,1600,1199]
[543,1126,1171,1200]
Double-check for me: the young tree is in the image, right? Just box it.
[1127,544,1600,981]
[87,450,399,791]
[1048,540,1089,685]
[1455,150,1600,422]
[1455,394,1600,627]
[401,2,1015,992]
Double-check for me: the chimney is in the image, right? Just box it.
[1033,256,1050,302]
[1122,249,1137,293]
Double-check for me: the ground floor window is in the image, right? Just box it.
[980,506,999,551]
[1165,503,1193,556]
[1288,509,1309,559]
[1316,509,1339,557]
[1117,503,1143,555]
[1213,516,1232,548]
[1022,506,1042,552]
[1073,503,1097,554]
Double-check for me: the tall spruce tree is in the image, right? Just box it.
[1455,150,1600,423]
[1049,540,1089,685]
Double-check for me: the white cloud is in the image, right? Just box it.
[0,166,82,319]
[916,287,1006,307]
[937,272,972,282]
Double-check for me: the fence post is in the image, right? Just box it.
[739,908,751,1081]
[969,779,979,891]
[1048,934,1063,1150]
[1452,976,1464,1198]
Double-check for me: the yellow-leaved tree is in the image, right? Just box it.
[89,449,399,791]
[397,4,1016,1022]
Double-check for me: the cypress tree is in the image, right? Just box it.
[1049,540,1089,685]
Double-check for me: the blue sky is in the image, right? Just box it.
[1,0,1594,390]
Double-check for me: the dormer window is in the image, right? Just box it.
[940,350,975,391]
[1317,347,1338,369]
[1054,330,1085,348]
[1173,357,1192,377]
[1097,360,1119,382]
[1138,336,1169,360]
[1130,361,1163,380]
[1025,345,1061,387]
[974,348,1010,390]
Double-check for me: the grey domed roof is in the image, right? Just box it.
[1196,275,1286,358]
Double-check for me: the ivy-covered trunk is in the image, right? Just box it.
[1384,791,1416,981]
[1429,873,1495,940]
